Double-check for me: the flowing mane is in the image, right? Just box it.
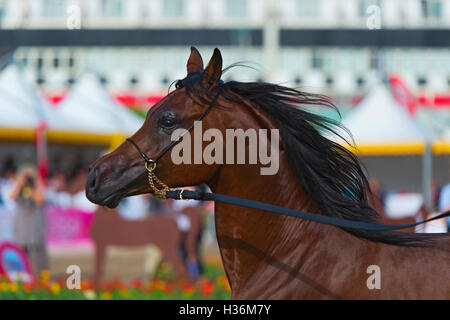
[175,70,435,247]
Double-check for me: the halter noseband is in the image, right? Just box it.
[126,86,222,199]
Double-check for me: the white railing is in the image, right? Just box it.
[0,0,449,29]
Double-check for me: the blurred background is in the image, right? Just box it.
[0,0,448,299]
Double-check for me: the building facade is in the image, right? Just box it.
[0,0,448,101]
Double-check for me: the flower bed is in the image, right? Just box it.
[0,263,231,300]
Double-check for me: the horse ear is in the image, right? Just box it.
[203,48,222,89]
[187,46,204,74]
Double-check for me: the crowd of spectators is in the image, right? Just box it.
[0,156,212,276]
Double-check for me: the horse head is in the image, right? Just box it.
[85,47,239,207]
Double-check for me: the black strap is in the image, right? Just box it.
[126,137,151,163]
[166,189,450,231]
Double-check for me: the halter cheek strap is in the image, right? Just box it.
[125,138,152,163]
[126,88,222,199]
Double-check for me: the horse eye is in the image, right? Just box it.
[175,81,183,89]
[160,116,176,128]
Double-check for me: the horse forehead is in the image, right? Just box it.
[146,90,186,118]
[169,90,199,113]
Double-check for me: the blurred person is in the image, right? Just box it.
[45,169,71,208]
[0,157,17,241]
[438,181,450,232]
[9,166,49,274]
[0,156,17,211]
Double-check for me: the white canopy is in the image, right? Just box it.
[342,85,426,146]
[53,74,143,135]
[0,64,43,129]
[343,85,425,145]
[0,64,70,131]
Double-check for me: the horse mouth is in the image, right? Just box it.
[102,192,124,208]
[86,190,124,209]
[85,163,146,208]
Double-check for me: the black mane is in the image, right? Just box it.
[177,71,435,247]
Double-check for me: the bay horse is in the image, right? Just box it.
[85,47,450,299]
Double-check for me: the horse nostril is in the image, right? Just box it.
[86,167,99,194]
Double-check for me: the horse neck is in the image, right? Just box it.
[209,153,318,213]
[207,149,361,292]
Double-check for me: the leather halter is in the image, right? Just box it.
[126,84,222,199]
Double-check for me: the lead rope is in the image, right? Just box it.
[144,161,170,199]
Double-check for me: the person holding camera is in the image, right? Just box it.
[10,166,48,274]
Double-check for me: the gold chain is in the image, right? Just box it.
[145,161,170,199]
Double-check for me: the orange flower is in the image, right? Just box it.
[164,285,173,294]
[29,280,39,291]
[22,283,33,293]
[151,279,166,291]
[200,280,214,297]
[182,283,195,296]
[50,282,61,295]
[132,279,143,289]
[40,270,51,282]
[8,282,19,292]
[0,282,8,292]
[105,277,125,291]
[81,280,92,291]
[39,280,50,290]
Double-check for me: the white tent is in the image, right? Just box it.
[342,85,426,153]
[0,64,69,131]
[53,74,143,135]
[0,64,42,129]
[342,84,436,204]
